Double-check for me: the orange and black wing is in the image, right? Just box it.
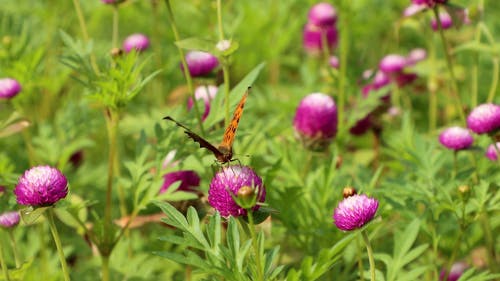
[163,116,225,160]
[220,87,250,149]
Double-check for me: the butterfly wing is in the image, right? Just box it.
[220,87,250,150]
[163,116,226,161]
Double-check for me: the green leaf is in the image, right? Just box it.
[175,37,216,53]
[204,62,266,128]
[154,201,189,230]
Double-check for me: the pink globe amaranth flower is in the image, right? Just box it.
[303,23,338,55]
[0,78,22,99]
[183,51,219,77]
[187,85,218,121]
[307,2,337,27]
[467,103,500,134]
[293,93,338,150]
[208,166,265,217]
[349,115,372,136]
[406,48,427,66]
[395,72,418,87]
[333,194,379,231]
[431,12,453,31]
[123,33,150,53]
[439,262,467,281]
[329,56,339,69]
[438,126,474,151]
[160,170,200,193]
[485,143,500,161]
[379,54,407,74]
[0,211,20,228]
[14,165,68,207]
[412,0,448,8]
[403,3,427,17]
[101,0,124,4]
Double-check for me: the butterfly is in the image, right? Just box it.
[164,87,250,164]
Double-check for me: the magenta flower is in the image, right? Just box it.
[123,33,150,53]
[349,115,372,136]
[183,51,219,77]
[466,103,500,134]
[208,166,265,217]
[329,56,339,69]
[160,170,200,193]
[303,23,338,55]
[187,85,218,121]
[431,12,453,31]
[101,0,124,4]
[307,2,337,27]
[406,48,427,66]
[379,54,407,74]
[439,262,467,281]
[293,93,338,150]
[0,211,20,228]
[0,78,22,99]
[485,143,500,161]
[438,126,473,151]
[412,0,448,8]
[333,194,379,231]
[14,165,68,207]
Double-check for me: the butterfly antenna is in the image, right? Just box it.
[163,116,194,132]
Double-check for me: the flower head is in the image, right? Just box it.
[485,143,500,161]
[303,23,338,55]
[183,51,219,77]
[431,12,453,31]
[293,93,338,150]
[329,56,339,69]
[466,103,500,134]
[438,126,473,151]
[307,2,337,27]
[379,54,407,74]
[187,85,218,120]
[160,170,200,193]
[123,33,150,53]
[0,211,20,228]
[406,48,427,66]
[0,78,22,99]
[439,262,467,281]
[14,165,68,207]
[412,0,448,8]
[333,194,379,231]
[208,166,265,217]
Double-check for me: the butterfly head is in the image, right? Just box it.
[216,144,233,163]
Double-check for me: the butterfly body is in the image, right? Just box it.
[164,87,250,164]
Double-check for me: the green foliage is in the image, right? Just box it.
[0,0,499,280]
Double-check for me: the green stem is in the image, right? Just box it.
[71,0,100,74]
[480,212,497,273]
[7,230,20,268]
[101,255,110,281]
[216,0,224,41]
[487,57,499,103]
[337,0,349,136]
[0,237,11,281]
[112,5,119,48]
[432,6,465,124]
[104,109,119,252]
[247,211,264,281]
[46,209,71,281]
[163,0,205,135]
[452,151,457,179]
[429,89,437,132]
[356,235,364,281]
[361,230,376,281]
[216,0,231,127]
